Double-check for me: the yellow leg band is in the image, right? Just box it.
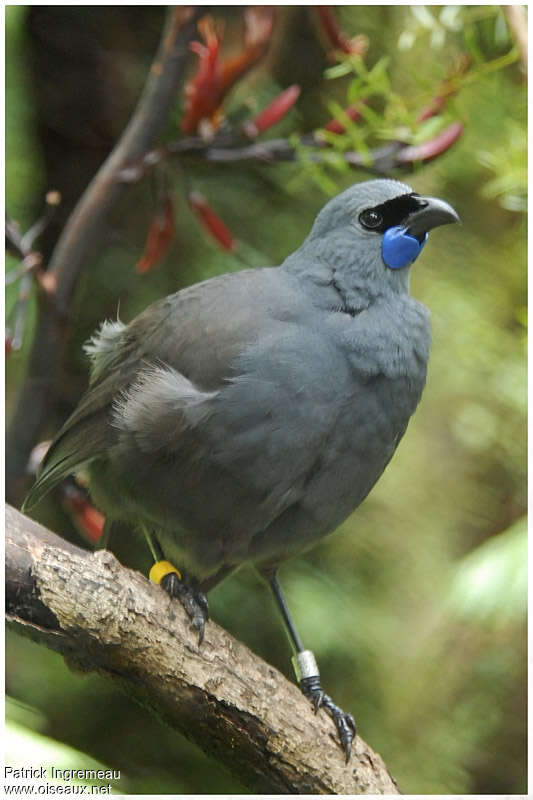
[149,560,182,585]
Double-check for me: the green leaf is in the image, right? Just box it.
[448,518,527,627]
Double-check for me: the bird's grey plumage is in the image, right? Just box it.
[25,179,457,591]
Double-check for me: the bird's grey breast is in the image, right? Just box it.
[203,290,431,570]
[300,294,431,519]
[206,289,430,544]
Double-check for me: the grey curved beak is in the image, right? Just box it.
[406,196,461,240]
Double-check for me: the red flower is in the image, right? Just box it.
[61,483,106,545]
[243,85,301,138]
[189,192,236,251]
[136,196,176,274]
[182,9,274,135]
[218,7,274,93]
[316,6,368,57]
[73,504,106,545]
[417,55,470,122]
[323,104,362,135]
[181,17,222,135]
[398,122,464,165]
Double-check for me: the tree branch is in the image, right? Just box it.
[116,120,463,181]
[117,134,412,181]
[6,7,204,500]
[116,135,405,178]
[6,504,400,795]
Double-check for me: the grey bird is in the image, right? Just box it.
[24,179,459,760]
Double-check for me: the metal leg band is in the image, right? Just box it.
[292,649,320,682]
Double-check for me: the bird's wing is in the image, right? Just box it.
[24,267,310,510]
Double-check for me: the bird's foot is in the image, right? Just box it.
[301,675,356,762]
[150,560,209,645]
[162,572,209,645]
[293,651,356,762]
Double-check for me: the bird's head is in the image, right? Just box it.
[289,179,460,302]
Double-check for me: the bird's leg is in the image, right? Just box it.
[269,573,356,762]
[142,527,208,645]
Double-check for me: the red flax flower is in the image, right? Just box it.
[136,196,176,274]
[182,8,274,135]
[417,55,470,122]
[218,6,274,93]
[243,85,301,138]
[323,103,363,135]
[398,121,464,165]
[316,6,368,57]
[181,17,222,135]
[61,483,106,546]
[189,192,236,251]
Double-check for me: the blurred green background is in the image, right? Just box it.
[6,6,526,795]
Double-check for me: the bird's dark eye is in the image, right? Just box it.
[359,209,383,230]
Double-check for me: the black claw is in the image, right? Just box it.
[192,617,205,646]
[160,573,209,645]
[300,676,356,762]
[196,590,210,622]
[311,690,324,713]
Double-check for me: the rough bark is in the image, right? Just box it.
[6,504,400,795]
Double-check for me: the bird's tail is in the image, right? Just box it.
[22,416,108,512]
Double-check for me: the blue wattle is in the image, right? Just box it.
[382,226,428,270]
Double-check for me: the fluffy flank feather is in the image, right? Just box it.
[84,319,126,383]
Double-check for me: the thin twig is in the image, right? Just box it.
[21,191,62,252]
[6,212,48,352]
[11,274,33,350]
[5,254,42,286]
[5,215,27,260]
